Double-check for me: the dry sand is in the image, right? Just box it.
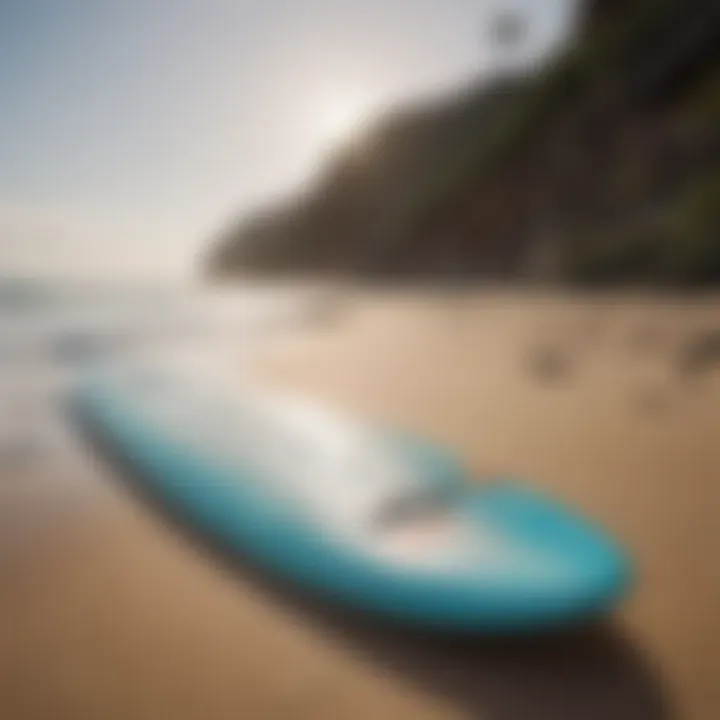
[254,288,720,720]
[1,288,719,719]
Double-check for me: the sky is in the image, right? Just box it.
[0,0,575,280]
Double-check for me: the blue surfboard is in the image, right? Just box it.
[71,363,632,633]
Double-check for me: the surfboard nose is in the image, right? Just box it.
[469,483,633,621]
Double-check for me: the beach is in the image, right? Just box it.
[254,287,720,718]
[1,286,719,719]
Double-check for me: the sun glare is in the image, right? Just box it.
[317,96,368,146]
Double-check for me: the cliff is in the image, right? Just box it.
[206,0,720,286]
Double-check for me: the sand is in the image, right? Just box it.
[0,453,454,719]
[254,288,720,719]
[1,287,719,719]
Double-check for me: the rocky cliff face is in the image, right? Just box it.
[206,0,720,286]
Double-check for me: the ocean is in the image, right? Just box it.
[0,277,313,486]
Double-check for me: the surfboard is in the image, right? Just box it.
[70,363,632,633]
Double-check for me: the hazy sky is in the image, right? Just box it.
[0,0,574,279]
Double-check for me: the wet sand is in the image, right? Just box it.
[1,288,719,719]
